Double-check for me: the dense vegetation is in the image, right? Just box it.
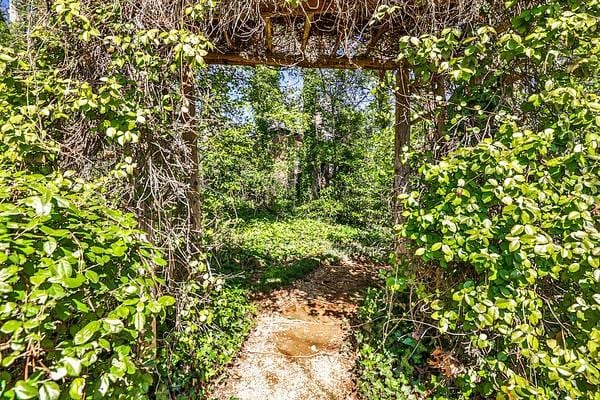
[357,1,600,399]
[0,56,173,398]
[1,0,598,399]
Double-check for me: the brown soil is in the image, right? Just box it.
[210,258,381,400]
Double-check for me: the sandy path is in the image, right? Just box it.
[211,259,378,400]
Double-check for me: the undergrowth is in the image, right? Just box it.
[155,265,254,399]
[219,217,390,289]
[356,286,451,400]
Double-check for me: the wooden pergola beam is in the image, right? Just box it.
[301,12,314,52]
[203,52,397,70]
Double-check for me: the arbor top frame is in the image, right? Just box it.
[200,0,484,70]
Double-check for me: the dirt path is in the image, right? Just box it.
[211,258,379,400]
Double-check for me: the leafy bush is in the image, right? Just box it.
[355,1,599,399]
[0,169,173,399]
[392,2,599,398]
[401,128,600,398]
[2,2,255,399]
[1,23,173,399]
[155,266,254,399]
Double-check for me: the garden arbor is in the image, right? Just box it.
[3,0,485,258]
[198,0,481,225]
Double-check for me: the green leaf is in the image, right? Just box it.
[24,196,52,216]
[39,382,61,400]
[2,354,17,367]
[14,381,38,399]
[134,312,146,331]
[157,295,176,307]
[430,300,443,310]
[501,196,513,205]
[43,240,58,256]
[69,378,85,400]
[74,320,100,345]
[568,263,580,273]
[534,244,547,255]
[415,247,426,256]
[153,256,167,267]
[0,53,16,62]
[510,225,524,235]
[84,270,99,283]
[54,259,73,279]
[63,357,82,377]
[103,318,124,333]
[1,320,22,334]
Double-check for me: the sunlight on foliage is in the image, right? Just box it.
[357,1,600,399]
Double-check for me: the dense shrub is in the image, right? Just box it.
[155,269,254,399]
[401,125,600,398]
[0,169,173,399]
[1,23,174,398]
[358,1,599,399]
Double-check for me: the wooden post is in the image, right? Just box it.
[181,67,202,240]
[393,66,411,254]
[433,75,446,141]
[265,17,273,53]
[301,12,313,52]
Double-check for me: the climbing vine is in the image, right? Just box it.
[358,1,599,399]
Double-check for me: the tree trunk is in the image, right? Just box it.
[393,66,411,254]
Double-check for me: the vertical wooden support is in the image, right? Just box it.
[265,16,273,53]
[301,12,314,52]
[365,24,387,56]
[330,32,342,57]
[393,66,411,254]
[181,67,202,239]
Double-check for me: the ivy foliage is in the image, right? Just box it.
[232,218,361,264]
[386,0,600,398]
[0,168,173,400]
[0,6,179,399]
[1,0,213,270]
[156,274,253,399]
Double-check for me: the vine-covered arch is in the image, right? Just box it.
[201,0,484,70]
